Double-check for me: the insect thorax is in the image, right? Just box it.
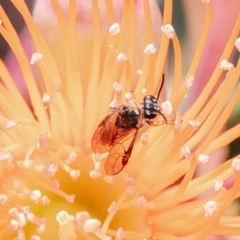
[116,106,140,129]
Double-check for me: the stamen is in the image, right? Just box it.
[69,169,80,180]
[89,170,101,179]
[46,163,58,177]
[161,24,175,39]
[125,176,135,185]
[75,211,90,227]
[198,154,210,164]
[185,76,194,88]
[0,152,13,164]
[214,179,224,192]
[140,132,149,145]
[56,211,76,239]
[4,120,18,129]
[30,190,42,203]
[41,93,53,104]
[0,194,7,204]
[64,152,77,164]
[232,158,240,172]
[107,202,117,213]
[143,43,156,55]
[219,60,233,70]
[189,119,201,129]
[182,146,192,160]
[135,196,147,208]
[160,101,173,116]
[113,82,122,94]
[117,53,128,63]
[115,227,124,240]
[235,37,240,51]
[126,186,138,195]
[83,219,101,233]
[109,23,121,35]
[53,83,62,92]
[30,52,43,64]
[203,201,218,217]
[31,236,41,240]
[41,196,50,205]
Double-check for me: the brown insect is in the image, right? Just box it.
[91,75,176,175]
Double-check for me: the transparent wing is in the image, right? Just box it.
[104,128,139,175]
[91,112,118,153]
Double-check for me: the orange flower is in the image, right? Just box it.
[0,0,240,239]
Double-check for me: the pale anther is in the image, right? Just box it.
[109,23,121,35]
[117,53,128,63]
[37,223,46,234]
[37,132,49,148]
[83,218,101,233]
[0,194,7,204]
[125,176,135,185]
[143,43,156,55]
[116,227,124,240]
[10,219,19,231]
[203,201,218,217]
[23,158,33,168]
[53,83,62,92]
[135,196,147,208]
[232,158,240,172]
[56,211,71,225]
[137,70,142,75]
[70,169,80,180]
[198,154,209,164]
[113,82,122,93]
[66,195,75,203]
[0,152,13,164]
[126,186,138,194]
[41,196,50,205]
[219,59,233,70]
[31,236,41,240]
[75,211,90,227]
[4,120,18,129]
[50,180,60,189]
[161,24,175,39]
[108,201,117,213]
[30,190,42,203]
[124,91,135,102]
[26,212,35,222]
[189,119,201,129]
[182,146,192,160]
[90,170,101,179]
[140,132,149,146]
[9,207,19,216]
[103,176,115,184]
[214,179,224,192]
[161,101,173,116]
[21,206,30,214]
[65,152,77,164]
[235,38,240,52]
[41,93,53,103]
[30,52,42,64]
[185,76,194,88]
[47,163,58,177]
[18,213,26,227]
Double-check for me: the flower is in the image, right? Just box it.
[0,0,240,240]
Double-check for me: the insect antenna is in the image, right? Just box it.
[156,74,165,101]
[156,74,168,124]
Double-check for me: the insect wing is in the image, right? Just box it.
[91,112,119,153]
[104,128,138,175]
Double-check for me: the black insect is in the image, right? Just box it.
[91,75,176,175]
